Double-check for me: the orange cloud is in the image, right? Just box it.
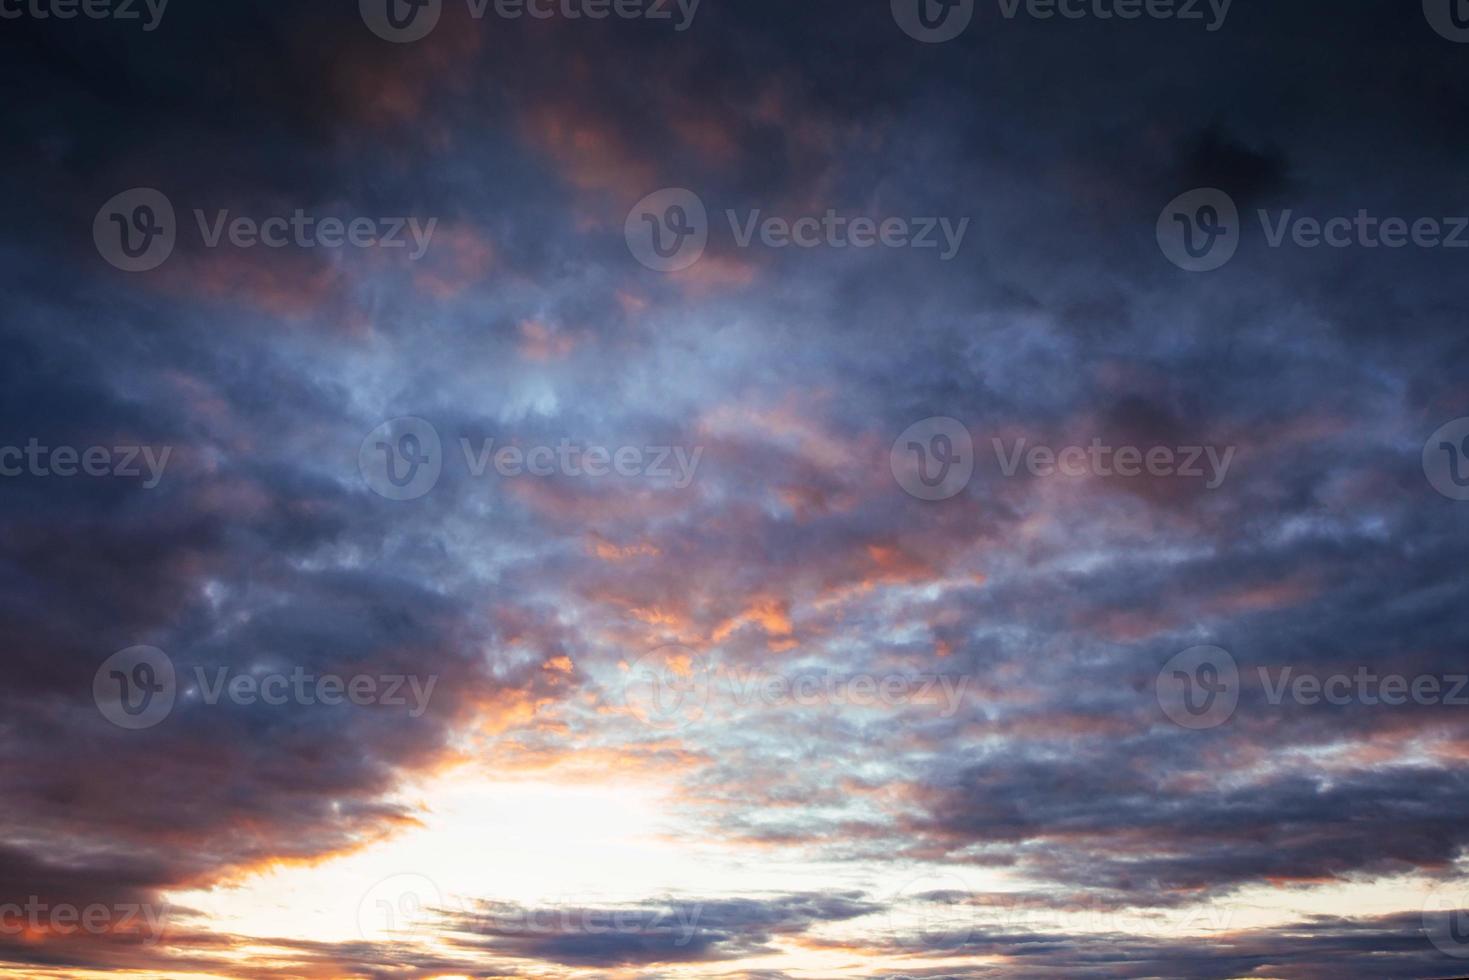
[587,534,662,561]
[412,223,497,299]
[520,99,656,199]
[156,249,356,326]
[518,318,580,361]
[712,597,793,644]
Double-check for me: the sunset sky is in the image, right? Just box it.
[4,1,1469,977]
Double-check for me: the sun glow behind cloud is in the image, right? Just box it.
[155,755,1468,978]
[170,771,692,940]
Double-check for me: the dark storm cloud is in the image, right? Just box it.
[440,892,881,967]
[903,760,1469,898]
[873,909,1466,980]
[0,193,584,964]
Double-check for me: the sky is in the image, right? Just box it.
[3,0,1469,977]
